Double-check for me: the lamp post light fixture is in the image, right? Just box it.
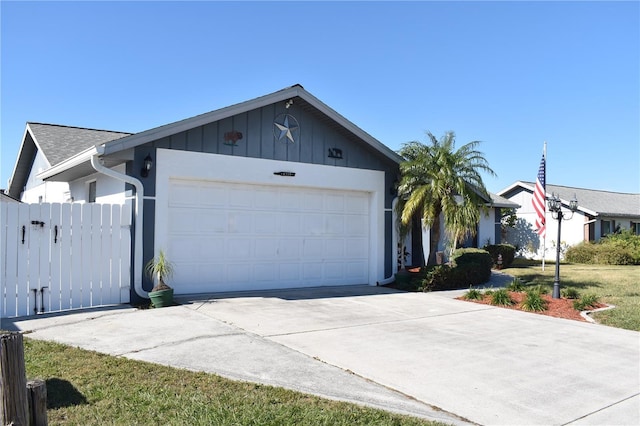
[548,192,578,299]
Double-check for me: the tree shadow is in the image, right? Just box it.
[45,378,87,409]
[505,218,540,257]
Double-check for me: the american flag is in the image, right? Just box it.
[532,154,546,237]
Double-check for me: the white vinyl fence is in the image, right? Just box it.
[1,202,131,318]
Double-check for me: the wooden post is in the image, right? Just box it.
[0,332,28,426]
[26,380,47,426]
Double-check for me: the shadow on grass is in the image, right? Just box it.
[46,378,87,409]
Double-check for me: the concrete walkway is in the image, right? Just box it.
[3,274,639,425]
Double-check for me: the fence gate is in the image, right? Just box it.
[1,202,131,319]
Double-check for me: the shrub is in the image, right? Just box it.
[507,277,525,292]
[566,232,640,265]
[451,248,492,285]
[561,287,580,299]
[521,289,548,312]
[462,288,484,300]
[573,294,600,311]
[419,265,454,291]
[490,288,514,306]
[565,242,599,264]
[483,244,516,268]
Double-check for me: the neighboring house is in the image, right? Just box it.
[7,123,132,203]
[498,181,640,258]
[7,84,511,301]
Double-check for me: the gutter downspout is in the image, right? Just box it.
[90,150,148,299]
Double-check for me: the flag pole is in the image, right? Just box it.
[541,142,546,271]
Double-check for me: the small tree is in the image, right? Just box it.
[145,250,174,292]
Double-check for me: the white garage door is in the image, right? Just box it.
[167,179,370,293]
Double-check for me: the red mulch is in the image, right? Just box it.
[457,291,607,322]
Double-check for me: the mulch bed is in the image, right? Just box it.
[457,291,607,322]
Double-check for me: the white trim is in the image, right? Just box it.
[154,149,386,286]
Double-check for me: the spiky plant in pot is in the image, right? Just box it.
[145,250,175,307]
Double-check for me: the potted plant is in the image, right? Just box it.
[145,250,175,308]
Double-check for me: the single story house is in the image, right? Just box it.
[7,84,512,302]
[498,181,640,259]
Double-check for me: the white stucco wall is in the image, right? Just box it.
[69,164,128,204]
[503,187,587,260]
[478,209,496,246]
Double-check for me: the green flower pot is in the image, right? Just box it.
[149,288,174,308]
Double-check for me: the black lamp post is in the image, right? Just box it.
[548,192,578,299]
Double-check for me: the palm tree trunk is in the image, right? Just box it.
[428,214,441,266]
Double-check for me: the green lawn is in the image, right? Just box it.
[22,338,445,426]
[502,261,640,331]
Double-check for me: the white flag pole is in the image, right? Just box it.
[541,142,547,271]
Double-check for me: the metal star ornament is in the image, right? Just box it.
[273,114,299,144]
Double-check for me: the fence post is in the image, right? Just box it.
[26,380,47,426]
[0,332,28,425]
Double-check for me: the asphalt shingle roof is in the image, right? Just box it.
[29,123,132,166]
[521,181,640,218]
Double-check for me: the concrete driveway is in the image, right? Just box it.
[4,284,639,425]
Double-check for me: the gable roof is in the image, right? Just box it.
[37,84,403,182]
[7,123,131,198]
[498,181,640,219]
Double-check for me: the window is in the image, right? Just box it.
[632,222,640,235]
[601,220,612,237]
[88,181,96,203]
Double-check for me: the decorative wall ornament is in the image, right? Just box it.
[273,114,299,144]
[328,148,343,159]
[224,131,243,146]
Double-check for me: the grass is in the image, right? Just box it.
[503,260,640,331]
[490,288,514,306]
[21,338,445,426]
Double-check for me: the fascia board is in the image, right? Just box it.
[102,85,403,164]
[102,87,304,156]
[37,145,98,180]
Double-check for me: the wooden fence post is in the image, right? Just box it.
[26,380,47,426]
[0,332,28,426]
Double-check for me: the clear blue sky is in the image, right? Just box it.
[2,1,639,194]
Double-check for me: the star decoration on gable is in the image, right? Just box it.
[273,114,299,144]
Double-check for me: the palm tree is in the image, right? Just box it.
[396,131,496,265]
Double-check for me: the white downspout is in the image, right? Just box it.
[90,151,148,299]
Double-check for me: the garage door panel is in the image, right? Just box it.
[167,179,370,293]
[279,191,300,210]
[345,215,368,236]
[228,212,253,233]
[303,239,324,257]
[227,239,252,258]
[325,239,345,258]
[325,216,345,234]
[255,213,278,234]
[279,213,301,234]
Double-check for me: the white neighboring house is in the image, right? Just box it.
[498,181,640,259]
[7,123,132,204]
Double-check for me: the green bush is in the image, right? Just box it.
[507,277,525,292]
[561,287,580,299]
[451,248,492,285]
[483,244,516,268]
[573,293,600,311]
[565,242,599,264]
[521,289,548,312]
[420,265,453,291]
[490,288,514,306]
[566,231,640,265]
[462,287,484,300]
